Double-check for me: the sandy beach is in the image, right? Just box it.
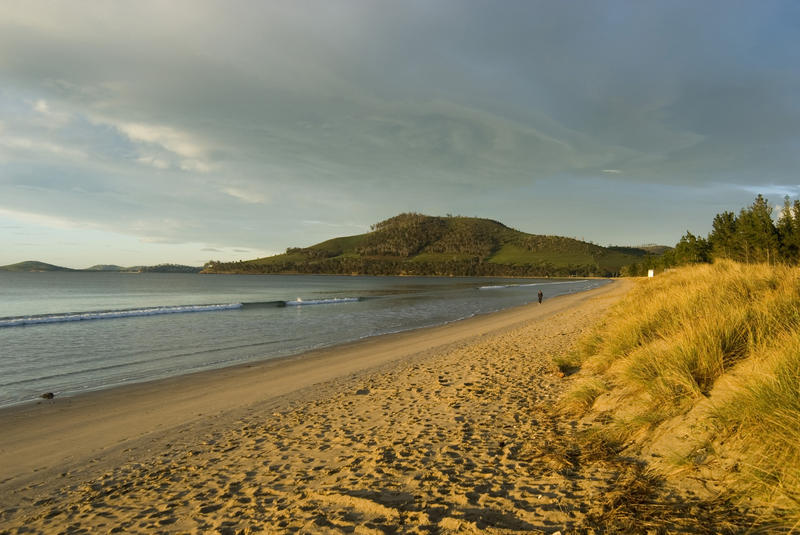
[1,281,632,533]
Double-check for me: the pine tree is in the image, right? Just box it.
[777,196,800,263]
[736,194,779,264]
[674,231,710,264]
[709,211,737,260]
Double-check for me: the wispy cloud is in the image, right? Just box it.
[31,99,71,127]
[0,207,92,230]
[222,187,267,204]
[92,117,213,173]
[0,136,86,160]
[136,155,170,170]
[114,122,204,159]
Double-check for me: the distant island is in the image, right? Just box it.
[0,261,202,273]
[203,213,663,277]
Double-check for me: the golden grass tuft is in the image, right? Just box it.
[568,260,800,526]
[563,378,608,413]
[714,335,800,513]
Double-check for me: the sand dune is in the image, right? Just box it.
[0,281,632,533]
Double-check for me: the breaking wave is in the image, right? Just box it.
[479,280,589,290]
[0,296,363,327]
[284,297,361,306]
[0,303,244,328]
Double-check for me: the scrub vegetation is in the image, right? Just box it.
[564,261,800,528]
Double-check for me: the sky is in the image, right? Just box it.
[1,1,799,268]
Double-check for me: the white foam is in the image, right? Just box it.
[284,297,360,306]
[479,280,589,290]
[0,303,244,328]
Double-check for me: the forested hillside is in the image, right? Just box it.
[204,214,646,277]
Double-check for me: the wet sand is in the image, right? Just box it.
[0,280,630,533]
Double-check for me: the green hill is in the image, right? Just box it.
[87,264,201,273]
[204,213,650,277]
[0,260,75,272]
[85,264,127,271]
[137,264,202,273]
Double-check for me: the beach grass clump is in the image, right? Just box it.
[577,261,800,407]
[569,260,800,522]
[714,335,800,512]
[552,350,583,376]
[563,378,608,413]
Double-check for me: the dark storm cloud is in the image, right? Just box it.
[1,0,799,259]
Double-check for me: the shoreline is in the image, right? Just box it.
[1,278,608,409]
[0,282,619,496]
[1,280,652,534]
[0,282,618,490]
[199,270,612,279]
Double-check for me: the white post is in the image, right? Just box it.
[647,269,654,278]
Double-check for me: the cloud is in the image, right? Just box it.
[1,1,799,263]
[0,207,93,230]
[136,155,170,170]
[0,136,86,160]
[90,116,213,173]
[31,98,70,127]
[6,2,794,189]
[180,160,212,173]
[113,122,203,159]
[222,187,267,205]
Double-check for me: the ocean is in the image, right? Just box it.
[0,271,609,408]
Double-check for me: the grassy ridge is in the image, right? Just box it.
[561,261,800,525]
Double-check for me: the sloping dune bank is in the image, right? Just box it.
[0,279,766,533]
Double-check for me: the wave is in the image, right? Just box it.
[0,303,244,328]
[479,280,589,290]
[0,297,365,327]
[284,297,361,306]
[241,300,289,309]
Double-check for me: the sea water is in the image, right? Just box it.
[0,272,608,407]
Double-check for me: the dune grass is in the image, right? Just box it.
[715,336,800,509]
[566,260,800,525]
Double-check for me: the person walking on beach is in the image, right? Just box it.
[538,289,543,304]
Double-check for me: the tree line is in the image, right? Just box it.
[203,257,607,278]
[623,194,800,275]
